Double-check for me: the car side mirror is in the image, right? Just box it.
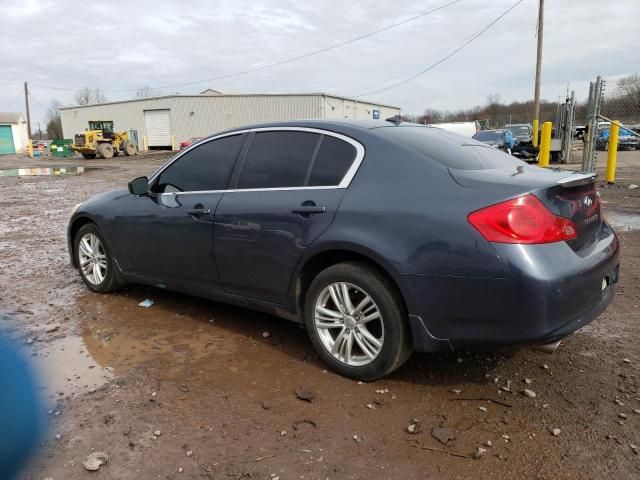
[128,176,149,195]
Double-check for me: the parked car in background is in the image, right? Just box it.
[179,137,204,150]
[595,125,638,151]
[574,125,586,140]
[504,123,538,160]
[430,121,479,137]
[472,129,513,152]
[68,119,619,380]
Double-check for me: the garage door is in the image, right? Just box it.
[144,109,171,147]
[0,125,15,154]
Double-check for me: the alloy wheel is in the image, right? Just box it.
[78,233,108,286]
[314,282,385,367]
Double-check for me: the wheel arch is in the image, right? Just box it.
[68,215,99,268]
[291,244,411,320]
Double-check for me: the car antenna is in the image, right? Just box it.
[385,115,403,126]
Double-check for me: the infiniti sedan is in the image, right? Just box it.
[68,119,619,380]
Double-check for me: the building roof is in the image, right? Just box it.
[0,112,25,124]
[60,93,400,111]
[199,89,225,95]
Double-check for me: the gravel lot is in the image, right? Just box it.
[1,148,639,479]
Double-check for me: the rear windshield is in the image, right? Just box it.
[505,125,531,135]
[376,125,525,170]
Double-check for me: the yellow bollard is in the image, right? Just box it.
[171,135,177,151]
[538,121,552,167]
[27,139,33,158]
[532,119,539,148]
[142,135,148,152]
[605,121,620,184]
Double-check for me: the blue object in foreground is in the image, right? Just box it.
[0,336,42,479]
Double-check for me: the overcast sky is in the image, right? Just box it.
[2,0,639,128]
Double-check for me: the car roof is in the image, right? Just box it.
[201,119,446,140]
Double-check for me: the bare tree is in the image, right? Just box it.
[74,87,108,105]
[46,100,63,139]
[74,87,92,105]
[135,86,159,99]
[616,74,640,111]
[93,87,107,104]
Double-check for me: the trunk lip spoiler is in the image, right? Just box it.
[557,172,596,188]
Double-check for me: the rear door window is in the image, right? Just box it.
[153,134,244,193]
[308,135,357,186]
[236,131,320,189]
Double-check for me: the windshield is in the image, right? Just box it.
[473,131,502,141]
[377,126,525,170]
[505,125,530,135]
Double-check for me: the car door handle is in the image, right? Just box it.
[187,208,211,217]
[292,206,326,214]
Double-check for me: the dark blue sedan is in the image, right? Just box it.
[68,119,620,380]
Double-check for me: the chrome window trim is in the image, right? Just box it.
[148,126,365,194]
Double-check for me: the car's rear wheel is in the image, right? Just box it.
[74,223,122,293]
[304,262,412,381]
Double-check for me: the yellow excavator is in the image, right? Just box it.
[71,121,136,159]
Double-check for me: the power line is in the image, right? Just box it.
[28,0,464,94]
[28,92,48,110]
[355,0,526,98]
[4,90,23,110]
[354,28,481,94]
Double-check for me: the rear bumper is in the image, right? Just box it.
[404,223,620,351]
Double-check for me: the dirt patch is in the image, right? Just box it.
[0,150,639,479]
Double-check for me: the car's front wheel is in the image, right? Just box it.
[304,262,412,381]
[74,223,122,293]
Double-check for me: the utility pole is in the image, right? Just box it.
[24,81,32,139]
[532,0,544,147]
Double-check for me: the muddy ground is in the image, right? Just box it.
[0,147,639,479]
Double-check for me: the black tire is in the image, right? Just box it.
[74,223,123,293]
[304,262,412,381]
[122,140,136,156]
[81,152,96,159]
[97,142,114,159]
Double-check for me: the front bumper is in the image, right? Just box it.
[404,223,620,351]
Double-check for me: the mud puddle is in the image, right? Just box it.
[0,166,95,177]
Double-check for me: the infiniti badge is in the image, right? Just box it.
[582,196,593,208]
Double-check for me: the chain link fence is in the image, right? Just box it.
[581,74,640,172]
[601,75,640,126]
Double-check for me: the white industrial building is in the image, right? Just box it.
[0,112,29,154]
[60,91,400,150]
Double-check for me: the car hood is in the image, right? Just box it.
[77,189,130,213]
[476,139,501,147]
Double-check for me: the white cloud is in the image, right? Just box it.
[1,0,638,126]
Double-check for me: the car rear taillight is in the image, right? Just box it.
[468,194,577,244]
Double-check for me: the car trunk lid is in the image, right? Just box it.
[451,166,601,251]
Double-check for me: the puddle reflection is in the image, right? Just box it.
[0,166,87,177]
